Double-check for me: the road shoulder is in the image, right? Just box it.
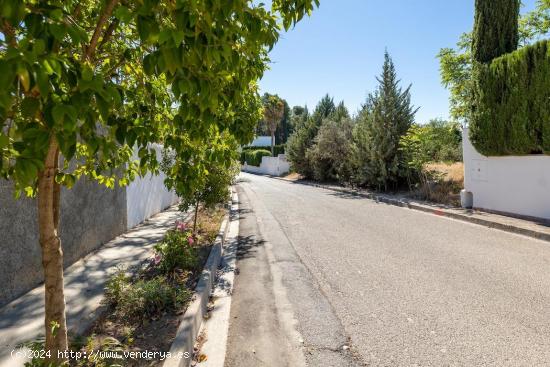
[222,181,363,367]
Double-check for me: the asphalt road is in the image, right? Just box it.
[225,173,550,367]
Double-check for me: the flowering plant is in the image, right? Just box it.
[153,223,198,274]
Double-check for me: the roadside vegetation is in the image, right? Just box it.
[23,206,226,367]
[283,53,463,204]
[84,206,226,367]
[0,1,319,362]
[279,0,550,206]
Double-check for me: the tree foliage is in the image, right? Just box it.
[438,1,549,125]
[521,0,550,40]
[472,0,520,63]
[306,118,356,183]
[354,52,417,189]
[262,93,285,155]
[287,94,337,177]
[0,0,319,359]
[437,33,473,124]
[471,40,550,155]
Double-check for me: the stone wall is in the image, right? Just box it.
[0,178,126,307]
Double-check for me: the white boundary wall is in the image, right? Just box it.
[245,136,271,147]
[463,127,550,220]
[126,144,179,228]
[242,154,290,177]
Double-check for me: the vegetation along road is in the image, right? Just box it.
[226,172,550,366]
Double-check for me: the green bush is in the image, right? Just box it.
[242,144,285,156]
[306,119,357,184]
[154,228,198,274]
[471,40,550,155]
[105,269,191,320]
[242,149,272,166]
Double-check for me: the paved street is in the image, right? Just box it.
[225,172,550,366]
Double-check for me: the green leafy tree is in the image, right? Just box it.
[398,119,462,188]
[521,0,550,40]
[167,131,240,235]
[255,95,290,144]
[438,1,549,124]
[291,105,309,127]
[354,51,418,190]
[263,94,285,156]
[306,118,356,183]
[472,0,520,63]
[0,0,319,360]
[287,95,335,177]
[275,99,292,144]
[437,33,474,124]
[398,124,433,189]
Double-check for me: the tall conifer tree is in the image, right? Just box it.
[355,52,417,190]
[472,0,520,63]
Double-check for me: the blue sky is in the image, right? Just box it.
[260,0,538,123]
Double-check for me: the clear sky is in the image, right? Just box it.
[260,0,538,123]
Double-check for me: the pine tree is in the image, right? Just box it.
[354,51,418,190]
[333,101,350,122]
[472,0,520,63]
[287,95,335,177]
[312,94,336,123]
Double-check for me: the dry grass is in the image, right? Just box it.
[424,162,464,183]
[419,162,464,206]
[195,206,227,244]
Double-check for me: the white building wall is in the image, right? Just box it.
[242,154,290,177]
[126,144,179,229]
[463,127,550,220]
[246,136,271,147]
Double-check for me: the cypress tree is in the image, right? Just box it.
[472,0,520,63]
[355,52,418,190]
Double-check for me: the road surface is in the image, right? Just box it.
[225,173,550,366]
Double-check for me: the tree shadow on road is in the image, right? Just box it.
[325,191,364,200]
[235,235,265,260]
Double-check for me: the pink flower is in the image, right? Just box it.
[187,236,194,245]
[153,254,161,265]
[175,221,187,232]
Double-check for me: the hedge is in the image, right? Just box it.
[240,149,272,166]
[471,40,550,156]
[242,144,285,156]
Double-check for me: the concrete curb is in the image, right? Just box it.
[195,189,239,367]
[163,196,233,367]
[270,176,550,242]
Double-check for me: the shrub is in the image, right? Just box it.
[286,95,337,178]
[306,119,357,184]
[471,39,550,155]
[286,123,315,177]
[242,144,285,156]
[154,228,198,274]
[105,269,191,320]
[242,149,272,166]
[400,120,462,165]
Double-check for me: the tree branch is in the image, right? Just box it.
[98,19,119,52]
[1,20,17,48]
[83,0,119,61]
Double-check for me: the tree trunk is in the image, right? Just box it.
[193,200,199,236]
[37,138,68,363]
[271,132,275,156]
